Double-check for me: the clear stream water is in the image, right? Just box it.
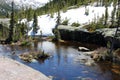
[0,41,120,80]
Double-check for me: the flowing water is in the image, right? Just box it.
[0,41,120,80]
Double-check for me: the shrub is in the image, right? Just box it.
[20,41,31,46]
[85,8,89,16]
[85,11,89,16]
[61,18,69,25]
[71,22,80,27]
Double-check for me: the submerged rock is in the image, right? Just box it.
[76,76,93,80]
[48,76,54,80]
[89,47,109,61]
[75,52,96,66]
[84,59,95,66]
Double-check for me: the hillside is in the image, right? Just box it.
[27,3,114,36]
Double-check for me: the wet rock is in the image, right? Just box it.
[85,59,95,66]
[78,47,90,52]
[92,52,99,60]
[76,76,92,80]
[75,52,95,66]
[11,51,16,55]
[89,47,109,61]
[48,76,54,80]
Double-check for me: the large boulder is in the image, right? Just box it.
[57,25,106,46]
[96,28,120,49]
[56,25,120,48]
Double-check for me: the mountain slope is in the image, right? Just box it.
[5,0,49,9]
[0,0,49,17]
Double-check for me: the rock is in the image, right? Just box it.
[96,28,120,48]
[93,53,100,61]
[82,70,89,74]
[113,48,120,62]
[48,76,54,79]
[90,47,109,61]
[11,51,16,55]
[83,51,95,56]
[57,25,106,46]
[0,57,51,80]
[76,76,92,80]
[96,28,120,38]
[78,47,90,52]
[57,25,120,48]
[31,59,38,63]
[85,59,95,66]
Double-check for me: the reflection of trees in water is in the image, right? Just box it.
[55,42,61,65]
[55,42,69,65]
[33,41,38,51]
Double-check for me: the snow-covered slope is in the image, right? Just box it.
[27,4,114,36]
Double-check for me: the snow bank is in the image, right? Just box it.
[28,15,56,36]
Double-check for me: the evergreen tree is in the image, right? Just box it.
[110,1,117,27]
[104,3,108,26]
[116,0,120,27]
[6,1,15,42]
[6,12,10,18]
[33,11,39,34]
[27,7,33,21]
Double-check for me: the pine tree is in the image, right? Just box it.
[104,3,108,26]
[6,1,14,42]
[33,11,39,35]
[53,1,61,41]
[110,1,117,27]
[27,7,33,21]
